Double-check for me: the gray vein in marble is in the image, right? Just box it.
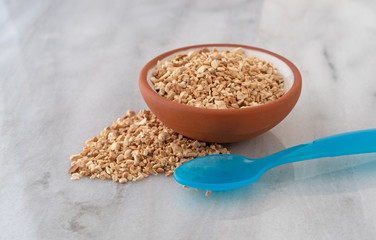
[323,47,338,81]
[31,172,51,190]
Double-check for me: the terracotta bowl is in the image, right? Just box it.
[139,44,302,143]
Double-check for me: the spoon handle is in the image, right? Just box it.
[312,128,376,157]
[267,129,376,167]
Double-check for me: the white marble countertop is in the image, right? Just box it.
[1,0,376,239]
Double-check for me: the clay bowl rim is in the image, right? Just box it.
[139,43,302,117]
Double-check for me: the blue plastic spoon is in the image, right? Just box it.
[174,129,376,191]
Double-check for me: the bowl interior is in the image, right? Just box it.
[146,46,294,95]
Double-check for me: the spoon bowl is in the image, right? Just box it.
[174,154,264,191]
[174,129,376,191]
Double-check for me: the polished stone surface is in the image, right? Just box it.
[1,0,376,239]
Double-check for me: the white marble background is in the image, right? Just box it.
[1,0,376,239]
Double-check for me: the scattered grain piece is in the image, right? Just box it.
[205,190,211,197]
[68,164,79,174]
[70,154,81,161]
[71,173,82,180]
